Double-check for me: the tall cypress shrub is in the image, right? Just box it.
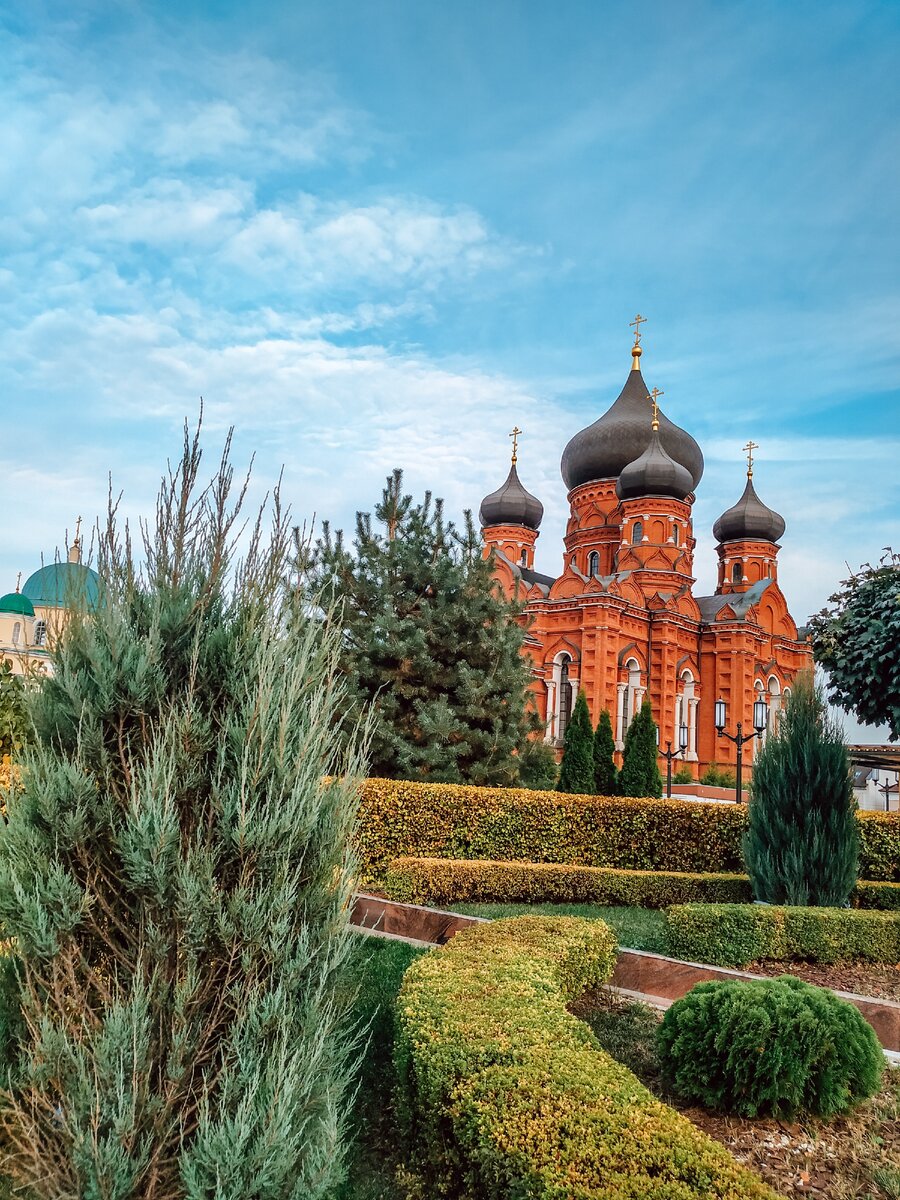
[557,690,595,794]
[593,708,618,796]
[619,699,663,798]
[745,673,858,906]
[0,427,365,1198]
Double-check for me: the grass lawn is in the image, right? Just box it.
[451,902,668,953]
[338,935,424,1200]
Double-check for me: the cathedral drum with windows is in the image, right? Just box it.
[478,321,812,778]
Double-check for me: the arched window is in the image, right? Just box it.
[767,676,782,736]
[677,670,697,758]
[34,619,47,647]
[557,655,573,742]
[732,561,743,584]
[11,622,21,645]
[520,550,528,567]
[632,521,643,545]
[672,525,680,546]
[588,551,600,578]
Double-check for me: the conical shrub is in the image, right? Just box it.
[557,690,595,794]
[744,672,858,906]
[593,708,618,796]
[619,698,662,798]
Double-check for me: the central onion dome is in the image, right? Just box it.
[713,474,785,544]
[560,341,704,491]
[616,427,693,501]
[480,462,544,530]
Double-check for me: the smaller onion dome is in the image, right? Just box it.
[0,591,34,617]
[713,475,785,544]
[479,462,544,531]
[616,428,693,502]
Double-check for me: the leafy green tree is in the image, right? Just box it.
[0,426,365,1198]
[619,699,662,798]
[744,672,858,906]
[807,549,900,741]
[593,708,618,796]
[517,738,559,791]
[306,469,538,785]
[0,659,31,758]
[557,690,595,794]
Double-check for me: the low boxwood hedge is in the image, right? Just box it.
[665,903,900,967]
[395,915,778,1199]
[384,857,753,908]
[357,778,900,883]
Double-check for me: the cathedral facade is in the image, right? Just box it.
[479,324,812,777]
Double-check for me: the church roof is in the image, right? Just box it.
[713,476,785,544]
[560,346,704,492]
[479,463,544,531]
[22,561,103,610]
[616,427,694,502]
[696,579,773,623]
[0,591,34,617]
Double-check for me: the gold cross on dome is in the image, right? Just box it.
[629,313,647,345]
[509,426,522,464]
[15,571,21,593]
[74,515,82,543]
[648,386,664,430]
[743,440,759,478]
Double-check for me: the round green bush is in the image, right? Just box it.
[656,975,884,1118]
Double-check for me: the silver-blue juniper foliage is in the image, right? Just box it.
[0,424,365,1199]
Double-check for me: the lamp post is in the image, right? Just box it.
[714,698,769,803]
[658,722,690,798]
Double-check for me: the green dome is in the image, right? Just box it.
[22,562,103,610]
[0,592,35,617]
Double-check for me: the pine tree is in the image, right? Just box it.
[305,469,539,786]
[0,425,365,1198]
[744,672,858,906]
[593,708,618,796]
[0,659,30,758]
[557,690,595,794]
[619,698,663,798]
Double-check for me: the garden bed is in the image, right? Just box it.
[571,991,900,1200]
[748,960,900,1004]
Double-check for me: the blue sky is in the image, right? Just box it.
[2,1,898,702]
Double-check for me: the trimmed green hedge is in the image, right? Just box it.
[357,778,900,883]
[665,903,900,967]
[395,915,777,1199]
[385,857,752,908]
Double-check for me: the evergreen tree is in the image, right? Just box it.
[593,708,618,796]
[517,738,559,791]
[557,690,595,794]
[306,469,539,785]
[744,673,858,906]
[0,659,31,758]
[619,699,663,798]
[0,425,365,1198]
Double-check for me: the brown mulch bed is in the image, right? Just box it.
[747,960,900,1003]
[574,989,900,1200]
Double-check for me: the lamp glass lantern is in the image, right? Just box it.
[753,699,769,733]
[714,698,726,732]
[678,722,689,752]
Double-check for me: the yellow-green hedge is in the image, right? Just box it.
[383,856,900,911]
[357,778,900,883]
[395,916,778,1199]
[665,903,900,968]
[385,857,753,907]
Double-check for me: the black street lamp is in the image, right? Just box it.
[714,697,769,803]
[658,722,690,797]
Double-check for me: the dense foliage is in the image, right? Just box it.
[0,659,31,758]
[355,778,900,883]
[592,708,618,795]
[658,976,883,1118]
[808,549,900,740]
[745,673,858,905]
[395,916,777,1199]
[516,738,559,791]
[665,902,900,966]
[305,469,539,785]
[0,427,365,1199]
[557,689,594,794]
[618,698,662,798]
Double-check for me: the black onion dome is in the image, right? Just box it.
[616,428,693,502]
[479,463,544,530]
[713,476,786,544]
[560,365,704,491]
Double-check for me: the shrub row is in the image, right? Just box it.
[357,778,900,882]
[383,856,900,911]
[665,904,900,968]
[384,857,753,907]
[395,915,777,1199]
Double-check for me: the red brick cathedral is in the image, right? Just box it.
[479,321,812,777]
